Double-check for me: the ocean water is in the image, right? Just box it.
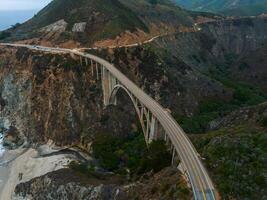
[0,10,38,31]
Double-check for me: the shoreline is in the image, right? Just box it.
[0,152,10,196]
[0,144,82,200]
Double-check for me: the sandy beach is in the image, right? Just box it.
[0,144,79,200]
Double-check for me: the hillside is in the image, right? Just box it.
[175,0,267,16]
[191,102,267,200]
[0,1,267,200]
[0,0,193,47]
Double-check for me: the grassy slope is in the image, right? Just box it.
[21,0,148,36]
[1,0,194,43]
[191,108,267,200]
[121,0,193,26]
[177,63,267,134]
[175,0,267,16]
[1,0,151,43]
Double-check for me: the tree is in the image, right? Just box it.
[149,0,158,5]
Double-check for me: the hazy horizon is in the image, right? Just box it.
[0,0,51,11]
[0,0,51,31]
[0,10,38,31]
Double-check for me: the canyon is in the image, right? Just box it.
[0,0,266,200]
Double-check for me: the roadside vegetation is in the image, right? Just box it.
[176,54,267,199]
[0,31,11,40]
[177,60,267,134]
[70,132,172,178]
[191,124,267,200]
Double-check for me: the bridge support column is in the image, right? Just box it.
[102,68,118,106]
[172,148,177,166]
[90,60,94,76]
[109,75,118,105]
[96,63,100,80]
[80,56,83,66]
[148,115,158,143]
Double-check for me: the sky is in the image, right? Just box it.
[0,0,52,30]
[0,0,51,11]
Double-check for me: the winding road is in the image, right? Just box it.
[0,42,218,200]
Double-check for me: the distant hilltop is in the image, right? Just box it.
[174,0,267,16]
[0,0,196,47]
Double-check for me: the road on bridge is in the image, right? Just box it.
[0,43,218,200]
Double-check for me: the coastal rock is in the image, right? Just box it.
[13,169,120,200]
[14,167,191,200]
[208,102,267,130]
[3,126,24,149]
[0,48,137,146]
[41,19,68,33]
[72,22,87,32]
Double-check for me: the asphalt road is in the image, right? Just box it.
[0,43,218,200]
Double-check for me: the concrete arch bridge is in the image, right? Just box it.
[0,43,218,200]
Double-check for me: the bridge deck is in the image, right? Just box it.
[0,43,217,200]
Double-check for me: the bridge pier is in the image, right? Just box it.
[96,63,100,80]
[90,60,94,76]
[101,68,118,106]
[80,56,83,66]
[148,115,157,143]
[1,43,218,200]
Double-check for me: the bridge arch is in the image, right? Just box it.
[108,84,160,144]
[77,54,218,200]
[0,44,218,200]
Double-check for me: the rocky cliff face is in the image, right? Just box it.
[229,44,267,89]
[202,17,267,58]
[191,102,267,200]
[1,15,267,200]
[90,45,231,117]
[0,47,137,146]
[14,167,191,200]
[157,16,267,71]
[0,43,233,145]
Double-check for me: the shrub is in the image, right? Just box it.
[261,116,267,127]
[69,161,88,173]
[149,0,158,5]
[0,31,11,40]
[138,140,172,174]
[92,133,171,175]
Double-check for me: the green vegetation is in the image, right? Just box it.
[149,0,158,5]
[192,125,267,200]
[177,61,267,134]
[262,116,267,128]
[70,133,171,178]
[209,64,267,106]
[0,31,11,40]
[92,133,172,175]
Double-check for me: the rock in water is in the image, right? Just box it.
[3,126,24,149]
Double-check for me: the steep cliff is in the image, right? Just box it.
[157,16,267,71]
[191,102,267,200]
[1,11,267,200]
[14,167,191,200]
[0,47,137,146]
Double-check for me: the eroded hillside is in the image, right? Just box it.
[0,1,267,199]
[0,0,194,47]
